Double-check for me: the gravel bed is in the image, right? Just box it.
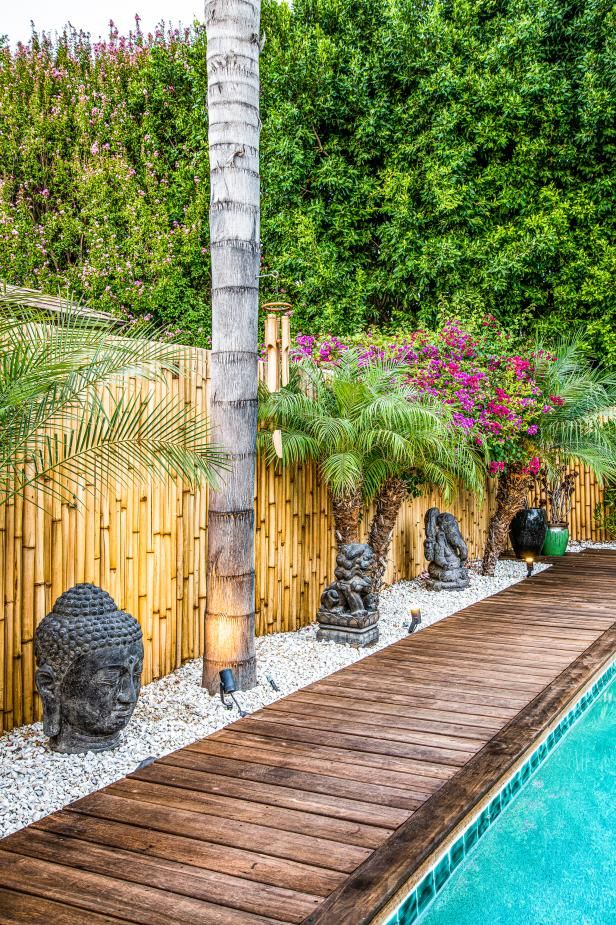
[0,551,600,839]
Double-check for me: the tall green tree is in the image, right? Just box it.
[1,0,614,360]
[260,0,616,358]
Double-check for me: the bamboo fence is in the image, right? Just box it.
[0,337,608,733]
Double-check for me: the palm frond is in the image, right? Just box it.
[321,452,364,497]
[0,295,226,505]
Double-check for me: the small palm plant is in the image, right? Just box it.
[0,290,227,504]
[259,351,484,591]
[481,332,616,574]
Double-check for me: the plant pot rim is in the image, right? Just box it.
[547,522,569,529]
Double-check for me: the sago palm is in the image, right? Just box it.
[0,290,227,504]
[481,332,616,575]
[259,351,484,590]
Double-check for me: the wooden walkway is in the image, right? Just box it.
[1,550,615,925]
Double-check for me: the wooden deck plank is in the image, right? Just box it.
[33,813,347,896]
[1,551,614,925]
[0,889,132,925]
[149,753,420,815]
[110,777,396,847]
[1,829,321,924]
[184,737,444,797]
[0,850,281,925]
[65,792,373,873]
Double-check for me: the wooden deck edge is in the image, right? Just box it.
[302,621,616,925]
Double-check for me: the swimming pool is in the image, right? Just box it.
[387,661,616,925]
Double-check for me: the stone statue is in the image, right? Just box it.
[424,507,470,591]
[34,584,143,754]
[317,543,379,646]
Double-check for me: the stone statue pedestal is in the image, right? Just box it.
[316,608,379,647]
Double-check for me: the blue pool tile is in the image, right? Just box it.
[489,794,502,822]
[397,891,418,925]
[449,836,465,871]
[434,855,450,891]
[477,808,491,837]
[464,823,478,852]
[417,873,435,914]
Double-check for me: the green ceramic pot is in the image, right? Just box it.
[542,524,569,556]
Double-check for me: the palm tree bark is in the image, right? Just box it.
[368,476,407,592]
[202,0,261,693]
[331,491,363,546]
[481,470,532,576]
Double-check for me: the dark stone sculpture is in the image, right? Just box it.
[34,584,143,754]
[317,543,379,646]
[424,507,470,591]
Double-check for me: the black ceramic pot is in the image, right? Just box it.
[509,507,548,562]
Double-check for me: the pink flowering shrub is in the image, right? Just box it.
[291,319,558,476]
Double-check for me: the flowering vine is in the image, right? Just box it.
[290,319,559,476]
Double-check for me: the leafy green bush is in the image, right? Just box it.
[1,0,615,356]
[0,24,212,344]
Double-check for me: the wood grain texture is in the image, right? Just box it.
[1,550,614,925]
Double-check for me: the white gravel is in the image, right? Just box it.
[2,549,610,839]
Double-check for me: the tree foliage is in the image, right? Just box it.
[0,0,614,357]
[258,350,484,502]
[0,290,226,504]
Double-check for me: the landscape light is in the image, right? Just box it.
[219,669,248,717]
[409,608,422,634]
[524,555,535,578]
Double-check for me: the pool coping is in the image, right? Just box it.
[303,621,616,925]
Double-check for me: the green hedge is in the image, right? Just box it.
[1,0,615,358]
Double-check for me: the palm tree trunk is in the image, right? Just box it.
[368,476,407,592]
[331,490,363,546]
[202,0,261,693]
[481,470,531,577]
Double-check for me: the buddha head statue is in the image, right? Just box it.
[34,584,144,754]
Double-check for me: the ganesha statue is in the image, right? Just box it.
[317,543,379,646]
[424,507,470,591]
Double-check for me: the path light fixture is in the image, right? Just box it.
[409,608,422,634]
[219,669,248,717]
[524,556,535,578]
[403,608,422,634]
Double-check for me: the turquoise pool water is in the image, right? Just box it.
[417,674,616,925]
